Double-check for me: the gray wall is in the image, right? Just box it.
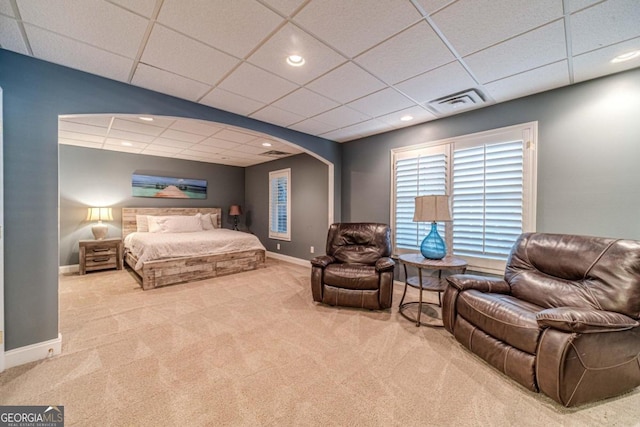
[59,145,245,266]
[342,68,640,241]
[0,49,340,351]
[245,153,329,260]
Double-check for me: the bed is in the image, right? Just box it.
[122,207,266,290]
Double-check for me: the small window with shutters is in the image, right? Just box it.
[391,123,537,274]
[269,168,291,241]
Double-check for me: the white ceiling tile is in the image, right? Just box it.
[131,63,211,101]
[464,20,567,84]
[305,62,385,104]
[321,118,395,142]
[59,121,108,135]
[25,25,133,82]
[111,118,164,136]
[431,0,563,56]
[260,0,306,16]
[140,150,174,159]
[293,0,422,57]
[103,144,144,154]
[248,23,347,85]
[566,0,601,13]
[570,0,640,55]
[61,115,113,127]
[150,138,194,149]
[59,138,103,149]
[141,144,183,154]
[312,106,371,129]
[198,138,241,150]
[59,130,105,144]
[347,88,415,118]
[231,144,272,155]
[104,138,147,149]
[355,21,455,84]
[217,62,297,104]
[395,61,478,104]
[141,25,239,85]
[484,61,570,102]
[118,115,177,128]
[109,0,157,17]
[288,118,337,136]
[0,16,29,55]
[573,37,640,83]
[187,144,226,154]
[199,87,265,117]
[250,106,306,127]
[107,129,156,143]
[272,88,339,117]
[157,0,283,58]
[413,0,456,15]
[160,129,206,143]
[18,0,148,58]
[215,128,259,144]
[0,0,15,16]
[169,119,223,136]
[377,105,437,128]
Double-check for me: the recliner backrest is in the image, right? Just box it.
[326,223,392,265]
[505,232,640,319]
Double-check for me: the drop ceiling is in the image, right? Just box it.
[2,0,640,165]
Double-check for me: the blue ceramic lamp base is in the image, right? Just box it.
[420,222,446,260]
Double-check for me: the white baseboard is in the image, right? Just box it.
[266,251,311,268]
[59,264,79,274]
[5,333,63,369]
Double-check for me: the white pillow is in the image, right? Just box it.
[146,215,203,233]
[197,213,218,230]
[136,215,149,232]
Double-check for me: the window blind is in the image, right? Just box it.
[269,169,291,240]
[452,140,523,259]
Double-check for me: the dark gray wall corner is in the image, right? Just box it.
[342,68,640,241]
[245,153,329,260]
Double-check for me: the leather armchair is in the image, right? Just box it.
[443,232,640,407]
[310,223,395,310]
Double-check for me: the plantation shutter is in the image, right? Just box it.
[269,169,291,240]
[394,148,447,251]
[452,140,524,259]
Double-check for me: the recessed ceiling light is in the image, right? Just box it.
[286,55,305,67]
[400,115,414,122]
[121,141,133,147]
[138,116,154,121]
[611,50,640,63]
[261,142,272,147]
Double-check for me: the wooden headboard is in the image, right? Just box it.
[122,207,223,239]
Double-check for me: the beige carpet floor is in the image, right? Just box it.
[1,258,639,426]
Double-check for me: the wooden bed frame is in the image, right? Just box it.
[122,207,266,290]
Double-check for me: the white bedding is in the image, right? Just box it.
[124,229,266,270]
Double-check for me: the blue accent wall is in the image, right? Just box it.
[0,49,341,351]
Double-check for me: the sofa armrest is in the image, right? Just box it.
[375,257,395,272]
[536,307,639,333]
[446,274,511,294]
[310,255,335,268]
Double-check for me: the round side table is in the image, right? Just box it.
[398,254,467,327]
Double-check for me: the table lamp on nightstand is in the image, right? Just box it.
[413,195,452,260]
[229,204,242,231]
[86,207,113,240]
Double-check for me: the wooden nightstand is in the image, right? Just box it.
[79,238,123,275]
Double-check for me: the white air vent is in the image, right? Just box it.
[427,89,485,114]
[260,150,290,157]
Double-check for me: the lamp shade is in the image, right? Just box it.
[229,205,242,216]
[413,195,452,223]
[86,207,113,222]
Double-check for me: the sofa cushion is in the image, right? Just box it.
[324,264,378,290]
[457,290,544,354]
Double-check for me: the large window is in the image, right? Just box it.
[269,168,291,241]
[391,123,537,274]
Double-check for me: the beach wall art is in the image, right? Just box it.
[132,174,207,199]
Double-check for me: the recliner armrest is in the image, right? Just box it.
[375,257,395,272]
[536,307,639,333]
[310,255,335,268]
[446,274,511,294]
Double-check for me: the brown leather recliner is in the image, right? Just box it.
[310,223,395,310]
[442,232,640,406]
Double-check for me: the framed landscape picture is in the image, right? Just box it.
[132,174,207,199]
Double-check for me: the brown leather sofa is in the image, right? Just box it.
[310,223,395,310]
[443,232,640,407]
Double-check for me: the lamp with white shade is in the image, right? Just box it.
[413,195,452,260]
[86,207,113,240]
